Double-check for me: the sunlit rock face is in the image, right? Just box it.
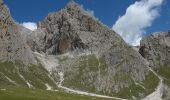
[26,1,157,99]
[140,32,170,68]
[0,0,36,65]
[29,1,123,55]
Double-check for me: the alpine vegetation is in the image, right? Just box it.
[0,0,169,100]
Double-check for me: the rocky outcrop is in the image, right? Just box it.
[0,0,58,90]
[29,1,122,55]
[0,0,36,64]
[139,32,170,68]
[140,31,170,100]
[27,29,46,53]
[28,1,160,99]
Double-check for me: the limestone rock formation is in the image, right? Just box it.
[0,0,58,90]
[0,0,36,64]
[29,1,122,55]
[140,32,170,68]
[140,32,170,100]
[28,1,159,99]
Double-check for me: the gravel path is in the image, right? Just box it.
[35,52,163,100]
[142,64,163,100]
[58,71,128,100]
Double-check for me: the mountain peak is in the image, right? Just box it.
[34,0,121,55]
[65,0,84,13]
[66,0,79,7]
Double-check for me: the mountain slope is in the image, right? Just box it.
[0,0,163,99]
[0,0,35,64]
[0,86,114,100]
[0,0,58,90]
[140,32,170,99]
[28,1,160,99]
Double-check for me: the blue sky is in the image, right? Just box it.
[4,0,170,45]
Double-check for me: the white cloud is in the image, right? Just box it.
[22,22,37,31]
[112,0,164,46]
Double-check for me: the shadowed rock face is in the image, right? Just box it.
[0,0,36,64]
[140,32,170,68]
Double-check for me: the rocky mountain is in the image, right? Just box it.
[140,32,170,69]
[0,0,35,65]
[139,31,170,100]
[28,1,123,55]
[0,0,58,90]
[27,1,160,99]
[1,0,169,100]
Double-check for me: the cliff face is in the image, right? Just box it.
[139,32,170,99]
[140,32,170,68]
[0,0,58,90]
[27,1,160,99]
[29,1,123,55]
[0,0,36,64]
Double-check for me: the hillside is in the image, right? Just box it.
[1,0,169,100]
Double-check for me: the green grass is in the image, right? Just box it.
[156,66,170,82]
[62,54,159,100]
[0,61,57,89]
[155,64,170,87]
[0,86,114,100]
[162,79,170,99]
[155,65,170,99]
[141,70,159,94]
[0,62,27,87]
[0,58,160,100]
[63,55,108,93]
[18,64,57,89]
[112,82,145,99]
[111,71,159,99]
[0,72,12,86]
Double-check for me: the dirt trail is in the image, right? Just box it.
[58,71,128,100]
[142,63,163,100]
[35,52,163,100]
